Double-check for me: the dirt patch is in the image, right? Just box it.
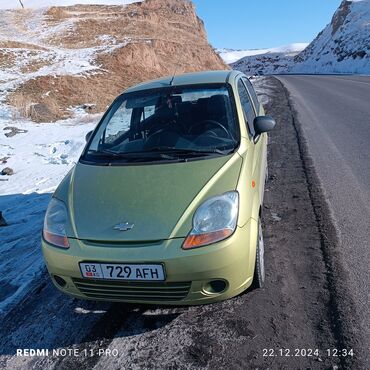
[9,74,116,122]
[8,91,64,122]
[45,6,70,22]
[0,41,47,51]
[0,51,16,69]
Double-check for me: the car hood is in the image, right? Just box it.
[57,155,242,242]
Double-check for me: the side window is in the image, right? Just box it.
[242,77,260,113]
[141,105,155,122]
[237,79,256,136]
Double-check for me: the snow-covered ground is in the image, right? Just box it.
[0,107,99,316]
[0,109,98,195]
[250,77,272,106]
[217,43,308,64]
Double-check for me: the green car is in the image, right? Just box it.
[42,70,275,305]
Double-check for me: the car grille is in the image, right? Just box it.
[72,278,191,301]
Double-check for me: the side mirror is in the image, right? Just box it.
[85,130,93,142]
[253,116,276,136]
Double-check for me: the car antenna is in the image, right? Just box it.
[169,67,177,86]
[169,55,182,86]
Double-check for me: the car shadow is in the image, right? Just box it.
[0,277,184,356]
[0,192,185,356]
[0,192,51,315]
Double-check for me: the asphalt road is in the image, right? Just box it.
[278,75,370,345]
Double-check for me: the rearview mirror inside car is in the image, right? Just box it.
[253,116,276,136]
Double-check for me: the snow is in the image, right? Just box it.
[0,111,99,316]
[217,43,309,64]
[250,76,272,106]
[0,116,98,195]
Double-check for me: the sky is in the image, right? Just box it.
[0,0,342,50]
[192,0,342,50]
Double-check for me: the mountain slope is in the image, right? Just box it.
[0,0,227,122]
[217,43,308,65]
[229,43,308,75]
[292,0,370,73]
[231,0,370,75]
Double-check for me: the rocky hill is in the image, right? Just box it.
[0,0,227,122]
[231,0,370,75]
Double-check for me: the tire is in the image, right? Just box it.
[252,218,265,289]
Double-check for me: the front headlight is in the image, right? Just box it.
[43,198,70,249]
[182,191,239,249]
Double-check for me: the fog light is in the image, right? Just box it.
[53,275,67,288]
[203,280,227,294]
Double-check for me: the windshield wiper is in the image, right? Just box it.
[144,146,234,156]
[89,149,175,161]
[87,146,234,163]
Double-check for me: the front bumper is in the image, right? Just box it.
[42,219,258,305]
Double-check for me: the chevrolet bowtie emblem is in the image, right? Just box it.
[113,222,134,232]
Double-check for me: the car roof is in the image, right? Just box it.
[124,70,241,93]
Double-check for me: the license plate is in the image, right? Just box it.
[79,262,165,281]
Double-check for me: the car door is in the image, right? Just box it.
[242,77,268,203]
[237,78,266,205]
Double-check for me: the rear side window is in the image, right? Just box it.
[242,77,260,113]
[237,79,256,136]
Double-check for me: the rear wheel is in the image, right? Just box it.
[252,218,265,289]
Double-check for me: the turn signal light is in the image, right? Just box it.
[182,229,233,249]
[43,230,70,249]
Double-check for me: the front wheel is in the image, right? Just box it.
[251,218,265,289]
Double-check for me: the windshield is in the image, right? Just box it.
[82,84,239,164]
